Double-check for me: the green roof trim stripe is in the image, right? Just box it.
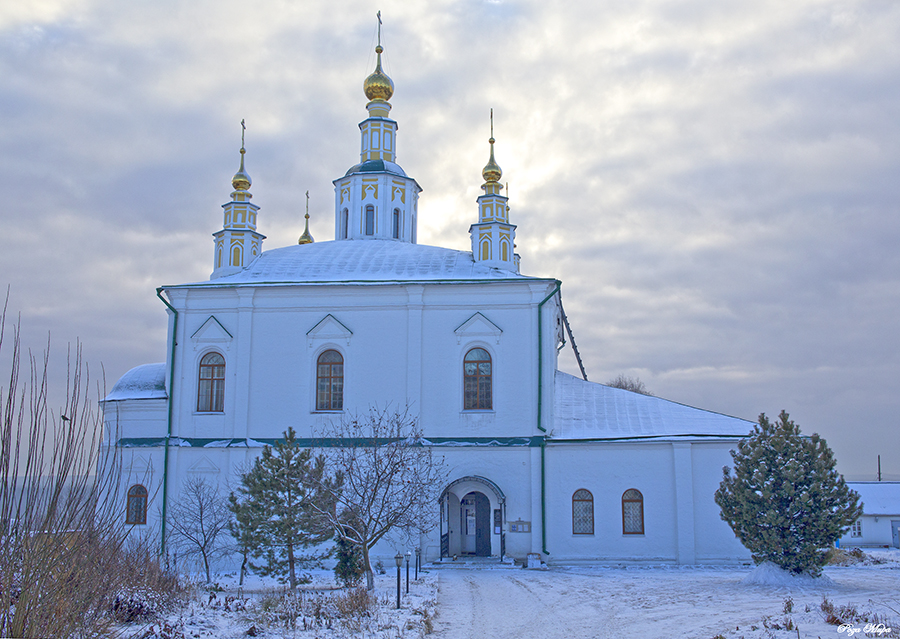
[116,436,545,448]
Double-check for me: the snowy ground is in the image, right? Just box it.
[126,550,900,639]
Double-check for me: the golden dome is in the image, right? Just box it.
[482,137,502,184]
[298,213,314,244]
[232,147,251,191]
[363,45,394,102]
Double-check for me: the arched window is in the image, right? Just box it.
[126,484,148,525]
[463,348,492,410]
[342,208,349,239]
[365,205,375,236]
[197,352,225,412]
[622,489,644,535]
[392,208,401,239]
[316,350,344,411]
[573,489,594,535]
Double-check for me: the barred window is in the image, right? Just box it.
[126,484,148,525]
[316,350,344,411]
[463,348,492,410]
[197,352,225,412]
[850,520,862,538]
[622,488,644,535]
[572,489,594,535]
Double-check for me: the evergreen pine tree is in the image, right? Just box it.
[333,524,364,588]
[715,411,862,576]
[229,427,341,589]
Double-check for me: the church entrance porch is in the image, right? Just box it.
[439,476,506,560]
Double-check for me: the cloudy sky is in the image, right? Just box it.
[2,0,898,479]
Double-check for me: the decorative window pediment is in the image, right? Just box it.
[188,455,220,474]
[124,454,152,476]
[454,312,502,345]
[191,316,233,347]
[307,314,353,348]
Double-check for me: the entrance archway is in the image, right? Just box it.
[439,476,506,559]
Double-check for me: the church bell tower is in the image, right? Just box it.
[470,114,520,273]
[211,123,266,279]
[332,22,422,243]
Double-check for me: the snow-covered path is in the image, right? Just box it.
[432,569,618,639]
[431,563,900,639]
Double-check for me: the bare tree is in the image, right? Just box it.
[168,475,232,583]
[312,406,447,591]
[0,294,140,636]
[606,374,654,396]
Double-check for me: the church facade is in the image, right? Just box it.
[103,40,753,567]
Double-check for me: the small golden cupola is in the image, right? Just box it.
[469,110,519,273]
[298,191,314,244]
[482,136,502,184]
[332,13,422,244]
[232,147,251,191]
[212,120,266,280]
[363,45,394,106]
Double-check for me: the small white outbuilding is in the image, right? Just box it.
[839,482,900,548]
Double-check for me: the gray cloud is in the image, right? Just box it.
[1,0,898,479]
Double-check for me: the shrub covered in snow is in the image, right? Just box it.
[715,411,862,576]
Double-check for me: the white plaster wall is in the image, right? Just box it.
[103,399,168,441]
[543,441,750,565]
[164,280,550,443]
[690,443,753,562]
[544,442,678,563]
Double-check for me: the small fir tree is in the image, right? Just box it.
[229,427,341,589]
[715,411,862,576]
[333,523,364,588]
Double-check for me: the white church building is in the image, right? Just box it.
[102,39,754,566]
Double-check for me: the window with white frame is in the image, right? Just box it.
[316,349,344,411]
[850,520,862,538]
[463,348,492,410]
[197,352,225,412]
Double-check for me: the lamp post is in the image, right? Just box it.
[415,547,421,580]
[394,552,403,609]
[405,551,411,593]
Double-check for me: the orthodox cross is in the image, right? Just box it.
[377,11,382,46]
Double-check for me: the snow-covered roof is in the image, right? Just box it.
[104,363,167,401]
[553,371,753,440]
[173,240,538,287]
[847,482,900,515]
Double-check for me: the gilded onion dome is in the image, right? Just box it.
[298,191,314,244]
[363,45,394,102]
[298,213,314,244]
[232,147,251,191]
[482,137,502,184]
